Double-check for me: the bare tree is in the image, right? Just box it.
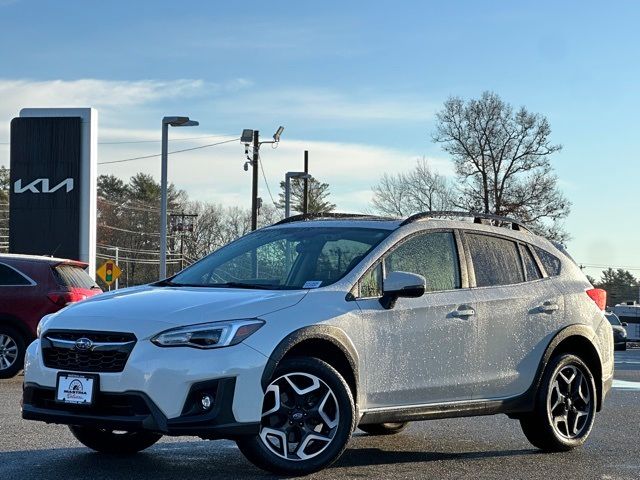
[371,158,453,216]
[432,91,570,241]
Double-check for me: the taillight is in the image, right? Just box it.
[47,291,87,306]
[586,288,607,311]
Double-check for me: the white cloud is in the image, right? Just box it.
[212,87,436,122]
[0,77,252,140]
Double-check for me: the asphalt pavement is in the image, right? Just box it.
[1,349,639,479]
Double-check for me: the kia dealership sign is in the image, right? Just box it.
[9,108,97,277]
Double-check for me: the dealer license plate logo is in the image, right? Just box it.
[56,375,94,405]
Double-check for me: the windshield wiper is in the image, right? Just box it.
[210,282,283,290]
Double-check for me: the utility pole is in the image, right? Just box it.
[251,130,260,231]
[303,150,309,215]
[169,212,198,271]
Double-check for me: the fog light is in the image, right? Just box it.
[201,394,213,411]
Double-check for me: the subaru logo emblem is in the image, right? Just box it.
[75,338,93,351]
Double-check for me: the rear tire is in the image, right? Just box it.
[359,422,408,435]
[0,326,26,379]
[520,354,596,451]
[69,425,162,454]
[236,356,355,475]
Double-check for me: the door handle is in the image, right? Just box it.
[538,301,559,314]
[451,305,476,318]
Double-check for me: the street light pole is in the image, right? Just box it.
[160,120,169,280]
[159,116,199,280]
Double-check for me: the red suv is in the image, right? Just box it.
[0,254,102,378]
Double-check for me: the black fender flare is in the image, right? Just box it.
[260,324,360,395]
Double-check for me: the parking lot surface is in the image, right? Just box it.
[1,349,639,479]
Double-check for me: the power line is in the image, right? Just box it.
[97,243,181,256]
[0,134,236,146]
[580,263,640,272]
[258,152,281,210]
[98,224,177,238]
[97,138,238,165]
[98,134,235,145]
[96,253,182,265]
[98,197,181,215]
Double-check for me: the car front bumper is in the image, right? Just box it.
[22,338,268,437]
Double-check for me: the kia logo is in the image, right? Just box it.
[75,338,93,351]
[14,178,74,194]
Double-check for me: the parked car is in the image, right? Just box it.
[22,212,614,475]
[0,254,102,378]
[605,311,627,350]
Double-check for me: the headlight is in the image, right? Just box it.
[151,319,264,349]
[36,314,53,339]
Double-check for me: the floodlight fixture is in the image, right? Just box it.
[273,126,285,142]
[241,129,254,143]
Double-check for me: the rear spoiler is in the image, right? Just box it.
[52,260,89,269]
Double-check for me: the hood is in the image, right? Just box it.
[42,285,307,339]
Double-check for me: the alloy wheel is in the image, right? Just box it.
[0,334,19,371]
[547,364,593,439]
[259,372,340,461]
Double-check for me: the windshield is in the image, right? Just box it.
[169,226,390,289]
[606,313,622,326]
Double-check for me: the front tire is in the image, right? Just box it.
[0,326,26,379]
[359,422,408,435]
[520,354,596,451]
[69,426,162,454]
[236,357,355,475]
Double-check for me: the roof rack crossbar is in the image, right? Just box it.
[274,212,393,226]
[399,210,530,232]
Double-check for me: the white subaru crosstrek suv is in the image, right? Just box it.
[23,212,614,475]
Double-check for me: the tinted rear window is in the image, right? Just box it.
[521,245,543,281]
[0,263,32,286]
[533,246,562,276]
[53,265,98,289]
[467,234,524,287]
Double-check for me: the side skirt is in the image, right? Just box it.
[358,393,534,425]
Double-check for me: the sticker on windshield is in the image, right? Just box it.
[303,280,323,289]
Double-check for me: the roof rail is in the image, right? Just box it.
[399,210,531,232]
[273,212,394,226]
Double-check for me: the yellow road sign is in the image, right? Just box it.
[96,259,122,286]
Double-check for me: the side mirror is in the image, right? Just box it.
[622,322,628,327]
[379,271,426,309]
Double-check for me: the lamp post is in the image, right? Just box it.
[160,116,198,279]
[284,172,311,218]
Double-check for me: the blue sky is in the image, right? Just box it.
[0,0,639,280]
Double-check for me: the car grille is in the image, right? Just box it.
[41,330,137,373]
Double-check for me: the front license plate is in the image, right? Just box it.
[56,373,97,405]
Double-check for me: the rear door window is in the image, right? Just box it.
[53,265,98,289]
[0,263,32,286]
[466,234,524,287]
